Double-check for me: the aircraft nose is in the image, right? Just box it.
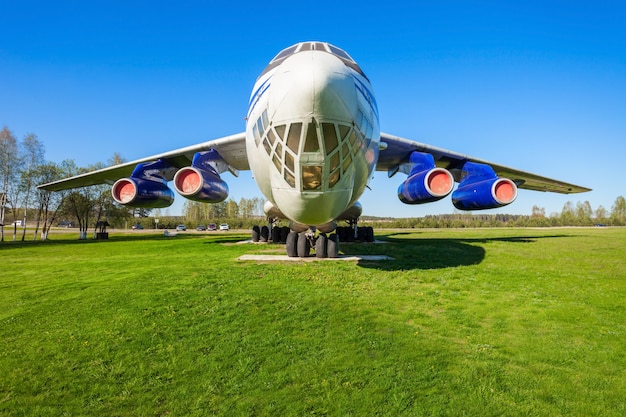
[269,51,357,121]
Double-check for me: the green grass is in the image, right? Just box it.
[1,227,625,416]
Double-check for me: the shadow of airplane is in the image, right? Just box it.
[339,232,574,271]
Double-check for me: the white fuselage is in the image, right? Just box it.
[245,42,380,228]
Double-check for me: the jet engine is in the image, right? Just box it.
[111,160,175,208]
[112,177,174,208]
[397,151,454,204]
[173,166,228,203]
[171,150,230,203]
[452,162,518,210]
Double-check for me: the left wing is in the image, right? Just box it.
[38,132,248,191]
[378,132,591,194]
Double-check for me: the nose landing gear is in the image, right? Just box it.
[285,229,338,258]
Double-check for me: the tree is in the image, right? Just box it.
[595,205,608,224]
[560,201,575,226]
[33,160,71,240]
[575,201,593,226]
[531,205,546,218]
[610,196,626,226]
[108,152,126,166]
[55,161,101,239]
[0,127,19,242]
[18,133,45,241]
[62,190,93,239]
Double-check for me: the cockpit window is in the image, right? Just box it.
[273,45,298,61]
[304,122,320,152]
[328,45,352,61]
[322,123,338,154]
[302,165,322,191]
[259,42,368,80]
[286,123,302,153]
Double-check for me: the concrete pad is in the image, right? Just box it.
[238,254,394,262]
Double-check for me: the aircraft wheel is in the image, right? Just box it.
[297,232,310,258]
[357,226,367,242]
[260,225,269,242]
[280,226,290,243]
[346,227,355,242]
[366,226,374,242]
[336,227,345,242]
[315,233,327,258]
[272,226,281,242]
[251,225,260,242]
[286,232,298,257]
[327,234,338,258]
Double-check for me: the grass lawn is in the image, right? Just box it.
[1,227,624,416]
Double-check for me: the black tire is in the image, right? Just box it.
[297,232,311,258]
[346,227,355,242]
[327,234,339,258]
[286,231,298,257]
[272,226,281,242]
[315,233,327,258]
[336,227,345,242]
[357,226,367,242]
[366,226,374,242]
[260,225,269,242]
[280,226,290,243]
[251,225,260,242]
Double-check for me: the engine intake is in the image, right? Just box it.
[172,150,229,203]
[173,166,228,203]
[452,162,518,210]
[112,177,174,208]
[397,151,454,204]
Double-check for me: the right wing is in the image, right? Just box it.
[378,132,591,194]
[38,132,248,191]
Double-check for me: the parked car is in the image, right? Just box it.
[196,224,206,231]
[176,224,186,231]
[131,224,144,230]
[207,223,217,231]
[219,223,230,231]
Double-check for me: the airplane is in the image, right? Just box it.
[39,41,590,258]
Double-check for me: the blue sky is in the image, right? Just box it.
[2,1,625,217]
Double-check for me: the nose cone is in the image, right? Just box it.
[273,188,352,226]
[269,51,357,121]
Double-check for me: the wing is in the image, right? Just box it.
[378,132,591,194]
[38,132,248,191]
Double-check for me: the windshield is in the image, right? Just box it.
[259,42,368,80]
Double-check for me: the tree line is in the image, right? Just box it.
[0,126,135,241]
[360,197,626,229]
[2,125,625,242]
[0,125,271,240]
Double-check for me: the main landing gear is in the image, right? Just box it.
[284,230,339,258]
[250,218,375,259]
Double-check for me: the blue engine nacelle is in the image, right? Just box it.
[172,150,230,203]
[112,177,175,208]
[452,162,518,210]
[173,166,228,203]
[397,151,454,204]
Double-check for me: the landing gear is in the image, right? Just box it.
[250,219,372,258]
[282,230,337,258]
[335,219,374,243]
[251,217,278,243]
[286,231,298,257]
[315,233,327,258]
[285,230,316,258]
[313,233,339,258]
[297,232,311,258]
